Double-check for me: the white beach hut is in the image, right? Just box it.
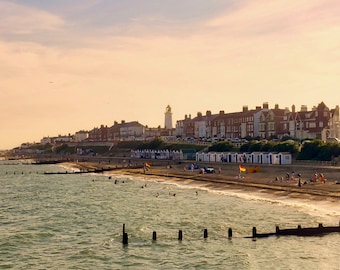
[221,152,231,163]
[261,153,270,164]
[269,152,280,164]
[203,153,211,162]
[244,153,252,164]
[236,153,246,163]
[251,152,263,164]
[278,152,292,165]
[215,152,223,163]
[209,152,216,162]
[230,153,238,163]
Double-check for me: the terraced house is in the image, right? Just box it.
[175,102,340,142]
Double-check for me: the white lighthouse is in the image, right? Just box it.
[164,105,173,129]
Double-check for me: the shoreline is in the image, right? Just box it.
[64,161,340,202]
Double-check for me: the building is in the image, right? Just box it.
[34,101,340,148]
[175,101,336,142]
[74,131,89,142]
[164,105,173,129]
[119,121,144,140]
[258,104,287,139]
[88,125,109,141]
[323,105,340,141]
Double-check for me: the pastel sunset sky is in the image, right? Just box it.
[1,0,340,149]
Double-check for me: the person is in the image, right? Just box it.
[320,173,325,183]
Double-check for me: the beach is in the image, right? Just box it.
[66,160,340,202]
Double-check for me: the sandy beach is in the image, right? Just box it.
[66,160,340,202]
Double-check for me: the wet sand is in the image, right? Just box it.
[66,161,340,202]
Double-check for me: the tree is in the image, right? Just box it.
[297,140,324,160]
[208,142,233,152]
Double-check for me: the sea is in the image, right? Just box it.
[0,161,339,270]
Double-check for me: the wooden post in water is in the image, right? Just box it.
[276,226,280,234]
[152,231,157,241]
[252,227,257,238]
[228,228,232,238]
[178,230,183,241]
[204,228,208,239]
[122,224,128,245]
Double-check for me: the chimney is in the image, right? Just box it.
[284,107,290,114]
[301,105,307,112]
[219,110,224,115]
[274,104,279,110]
[292,105,295,113]
[263,102,269,109]
[243,106,248,112]
[206,110,212,117]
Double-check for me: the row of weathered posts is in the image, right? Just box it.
[122,222,340,245]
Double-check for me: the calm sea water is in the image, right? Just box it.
[0,161,339,270]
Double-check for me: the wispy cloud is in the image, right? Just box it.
[206,0,340,38]
[0,1,64,35]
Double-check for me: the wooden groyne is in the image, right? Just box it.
[43,165,143,175]
[32,160,65,165]
[121,223,340,245]
[251,223,340,238]
[43,167,116,175]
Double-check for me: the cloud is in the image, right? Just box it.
[205,0,340,38]
[0,1,65,36]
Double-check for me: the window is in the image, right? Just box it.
[319,121,323,127]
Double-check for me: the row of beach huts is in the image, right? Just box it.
[131,149,292,165]
[196,152,292,165]
[131,149,184,160]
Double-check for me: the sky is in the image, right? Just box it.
[1,0,340,149]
